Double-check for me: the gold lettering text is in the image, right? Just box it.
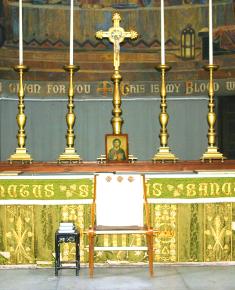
[0,185,5,197]
[151,84,160,94]
[44,184,54,198]
[145,183,151,197]
[19,184,30,197]
[198,183,208,196]
[174,83,181,93]
[226,81,235,91]
[79,184,89,198]
[185,81,193,95]
[152,183,162,197]
[7,185,17,198]
[186,184,196,197]
[75,84,91,94]
[209,183,220,196]
[32,185,43,198]
[222,183,231,196]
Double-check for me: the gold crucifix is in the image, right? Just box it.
[96,13,138,71]
[96,13,138,136]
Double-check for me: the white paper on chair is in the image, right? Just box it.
[96,173,144,227]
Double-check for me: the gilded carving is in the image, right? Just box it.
[204,203,232,261]
[5,206,34,264]
[190,204,200,261]
[154,205,177,262]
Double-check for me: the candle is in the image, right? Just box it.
[209,0,213,65]
[69,0,74,65]
[19,0,23,65]
[160,0,165,65]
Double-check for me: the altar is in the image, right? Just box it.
[0,161,234,266]
[0,0,234,274]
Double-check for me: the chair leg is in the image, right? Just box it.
[88,230,94,278]
[146,229,154,277]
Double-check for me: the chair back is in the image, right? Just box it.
[95,173,144,228]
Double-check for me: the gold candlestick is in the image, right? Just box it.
[201,64,225,162]
[8,65,33,164]
[152,64,178,163]
[58,64,81,163]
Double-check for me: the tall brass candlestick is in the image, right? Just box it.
[8,65,33,163]
[201,64,225,162]
[58,65,81,163]
[152,65,178,162]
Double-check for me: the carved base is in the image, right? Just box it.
[8,148,33,164]
[201,146,226,162]
[152,147,178,163]
[58,147,81,163]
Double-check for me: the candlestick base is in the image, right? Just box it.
[152,147,178,163]
[201,146,226,163]
[8,148,33,164]
[58,147,82,164]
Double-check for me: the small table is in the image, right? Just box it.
[55,230,80,276]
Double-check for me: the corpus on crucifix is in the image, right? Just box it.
[96,13,138,136]
[96,13,138,71]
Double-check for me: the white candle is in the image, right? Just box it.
[19,0,23,65]
[69,0,74,65]
[160,0,165,65]
[209,0,213,65]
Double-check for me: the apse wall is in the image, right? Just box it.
[0,94,208,161]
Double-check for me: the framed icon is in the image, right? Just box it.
[105,134,129,162]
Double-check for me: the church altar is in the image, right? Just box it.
[0,1,234,268]
[0,161,234,266]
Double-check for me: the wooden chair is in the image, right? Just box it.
[88,173,154,277]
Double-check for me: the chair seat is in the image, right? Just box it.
[93,246,148,251]
[93,225,149,234]
[96,225,144,230]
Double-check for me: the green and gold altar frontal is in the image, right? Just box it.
[1,173,235,203]
[0,175,94,203]
[0,173,234,265]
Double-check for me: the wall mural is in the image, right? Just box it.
[0,0,234,62]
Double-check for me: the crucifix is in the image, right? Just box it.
[96,13,138,136]
[96,13,138,71]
